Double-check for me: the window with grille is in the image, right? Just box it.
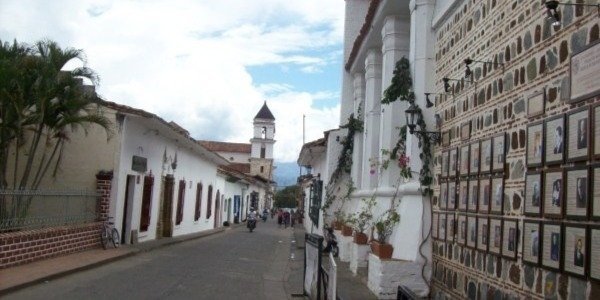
[176,180,186,225]
[194,182,203,221]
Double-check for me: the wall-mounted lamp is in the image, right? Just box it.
[424,93,435,108]
[404,103,441,144]
[545,1,600,30]
[443,77,475,94]
[464,57,505,78]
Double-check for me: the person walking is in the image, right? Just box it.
[290,209,295,227]
[283,210,290,228]
[277,209,283,228]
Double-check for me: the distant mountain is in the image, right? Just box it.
[273,161,300,188]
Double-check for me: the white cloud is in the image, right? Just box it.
[0,0,344,163]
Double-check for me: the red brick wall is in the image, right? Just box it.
[0,222,102,268]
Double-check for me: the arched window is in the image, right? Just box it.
[260,144,266,158]
[261,126,267,139]
[194,182,203,221]
[206,185,213,219]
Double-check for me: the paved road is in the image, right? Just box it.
[5,219,299,300]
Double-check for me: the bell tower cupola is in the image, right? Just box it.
[250,101,276,179]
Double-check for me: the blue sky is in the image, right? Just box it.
[0,0,344,162]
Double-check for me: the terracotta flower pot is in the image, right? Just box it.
[354,232,368,244]
[371,240,393,259]
[341,225,353,236]
[333,221,343,230]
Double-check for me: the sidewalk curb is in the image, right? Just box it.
[0,227,228,296]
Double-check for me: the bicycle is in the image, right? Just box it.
[101,217,120,249]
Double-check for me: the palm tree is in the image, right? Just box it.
[0,39,112,221]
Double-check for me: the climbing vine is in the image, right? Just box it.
[381,57,434,196]
[322,113,363,211]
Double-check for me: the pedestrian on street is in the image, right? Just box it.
[283,210,290,228]
[290,209,295,227]
[277,209,283,228]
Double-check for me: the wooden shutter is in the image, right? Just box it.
[206,185,213,219]
[140,176,154,232]
[176,180,186,225]
[194,183,202,221]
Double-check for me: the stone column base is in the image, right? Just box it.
[338,235,354,262]
[367,253,428,299]
[350,243,370,274]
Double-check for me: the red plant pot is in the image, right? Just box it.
[353,232,368,244]
[371,240,393,259]
[341,225,353,236]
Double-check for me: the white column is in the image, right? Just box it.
[379,15,411,189]
[351,73,365,189]
[362,49,382,189]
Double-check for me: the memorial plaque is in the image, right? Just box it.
[544,170,564,218]
[545,114,565,165]
[479,177,491,214]
[570,41,600,102]
[468,178,479,213]
[502,219,518,260]
[457,214,467,246]
[449,148,458,178]
[467,215,477,249]
[489,218,502,255]
[132,155,147,172]
[527,121,544,167]
[567,107,590,162]
[594,165,600,220]
[565,166,589,220]
[461,122,471,140]
[460,144,470,176]
[492,133,506,173]
[527,89,545,118]
[470,141,480,175]
[590,226,600,281]
[525,171,543,216]
[490,176,504,215]
[542,222,562,271]
[458,179,468,211]
[477,217,489,252]
[563,225,587,277]
[523,221,541,266]
[481,138,492,174]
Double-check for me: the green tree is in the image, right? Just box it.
[0,39,111,220]
[274,185,299,208]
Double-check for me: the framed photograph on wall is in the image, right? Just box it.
[460,144,470,176]
[447,213,456,243]
[502,219,519,260]
[439,213,447,241]
[542,222,563,271]
[565,166,590,220]
[527,121,544,168]
[492,133,506,173]
[490,175,504,215]
[469,140,480,175]
[545,114,565,165]
[523,221,541,266]
[594,104,600,159]
[479,177,491,214]
[468,178,479,213]
[480,138,492,174]
[439,180,448,210]
[477,217,489,252]
[593,165,600,220]
[527,89,545,118]
[448,180,457,210]
[467,215,477,249]
[449,148,458,178]
[461,122,471,141]
[544,169,564,218]
[457,214,467,246]
[458,179,468,211]
[590,225,600,282]
[525,171,543,216]
[563,224,588,277]
[488,218,503,255]
[432,212,439,240]
[441,150,449,179]
[567,106,590,162]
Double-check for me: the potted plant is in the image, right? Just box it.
[341,213,354,236]
[333,210,345,230]
[371,209,400,259]
[351,197,375,244]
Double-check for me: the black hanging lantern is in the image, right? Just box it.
[405,103,420,134]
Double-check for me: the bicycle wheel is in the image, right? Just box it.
[101,227,109,250]
[111,228,120,248]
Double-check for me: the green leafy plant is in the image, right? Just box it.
[380,57,433,196]
[350,197,376,234]
[374,208,400,243]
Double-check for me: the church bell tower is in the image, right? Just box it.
[250,101,275,180]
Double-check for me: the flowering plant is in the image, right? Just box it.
[397,153,412,180]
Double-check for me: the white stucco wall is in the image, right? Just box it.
[113,115,221,243]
